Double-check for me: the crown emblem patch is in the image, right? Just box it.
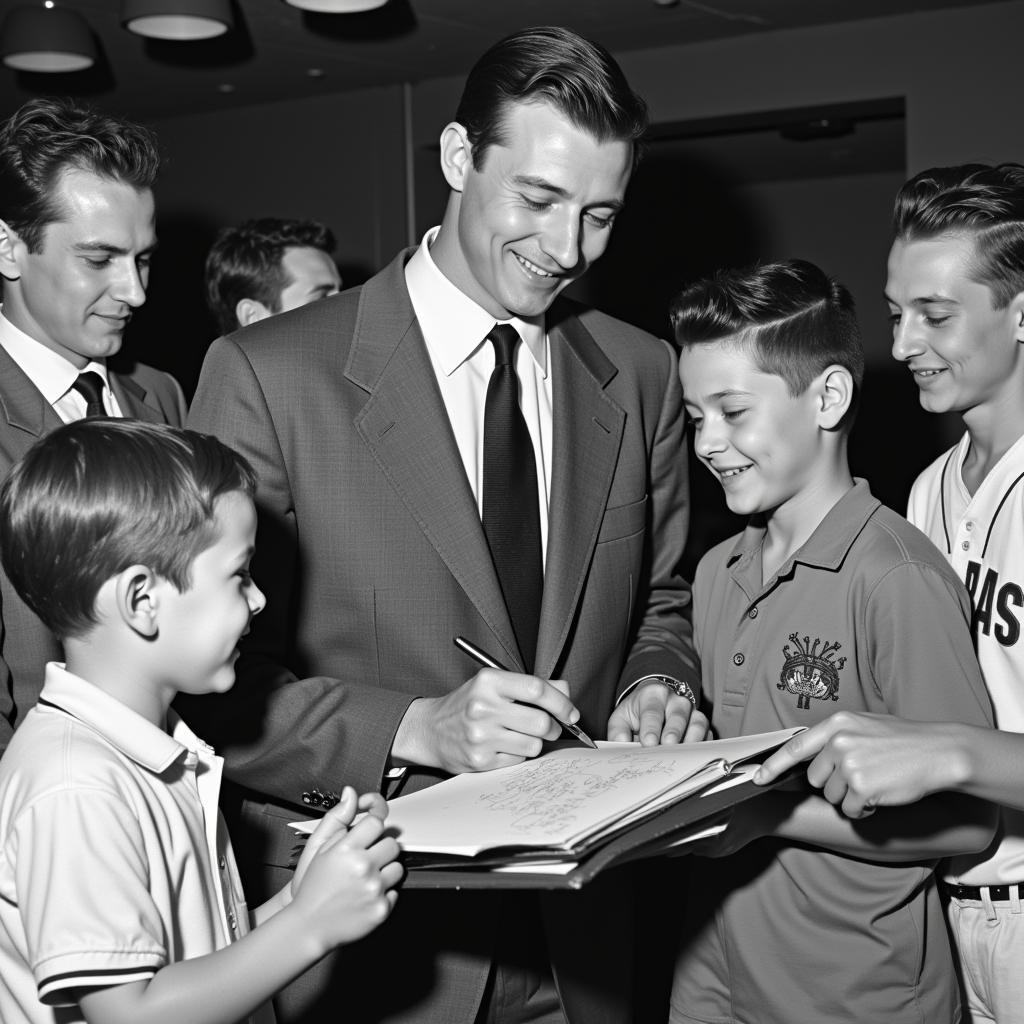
[778,633,845,710]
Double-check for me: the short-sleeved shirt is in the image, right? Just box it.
[0,664,264,1024]
[909,432,1024,886]
[673,480,993,1024]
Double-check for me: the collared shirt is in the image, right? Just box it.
[0,664,267,1024]
[405,227,553,565]
[674,480,992,1024]
[909,432,1024,886]
[0,311,122,421]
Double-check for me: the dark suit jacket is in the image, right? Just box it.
[185,249,698,1024]
[0,346,187,752]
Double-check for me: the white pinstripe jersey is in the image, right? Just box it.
[909,430,1024,885]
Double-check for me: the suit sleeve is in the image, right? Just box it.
[182,337,417,802]
[616,341,700,698]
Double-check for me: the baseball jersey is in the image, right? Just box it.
[909,431,1024,885]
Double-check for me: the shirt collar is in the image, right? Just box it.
[405,226,547,377]
[727,478,880,576]
[0,309,110,406]
[36,662,208,774]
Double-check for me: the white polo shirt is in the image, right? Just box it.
[0,664,268,1024]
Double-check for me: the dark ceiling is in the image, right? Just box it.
[0,0,1005,122]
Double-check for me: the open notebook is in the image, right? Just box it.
[290,727,803,889]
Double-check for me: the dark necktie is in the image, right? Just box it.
[482,324,543,672]
[71,371,107,418]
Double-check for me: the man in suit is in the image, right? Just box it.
[0,98,187,752]
[187,26,701,1024]
[204,216,342,333]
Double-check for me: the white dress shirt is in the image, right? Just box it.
[405,228,553,566]
[0,311,122,421]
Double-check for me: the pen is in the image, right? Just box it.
[453,635,598,749]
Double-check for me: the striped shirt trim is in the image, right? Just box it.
[39,965,157,1001]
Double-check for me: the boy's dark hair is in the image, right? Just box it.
[893,162,1024,308]
[0,97,160,253]
[0,419,256,642]
[455,25,648,171]
[204,216,337,334]
[671,258,865,407]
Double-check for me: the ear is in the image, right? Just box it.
[439,121,472,193]
[113,565,161,638]
[235,297,272,328]
[815,365,854,431]
[1010,291,1024,344]
[0,218,25,282]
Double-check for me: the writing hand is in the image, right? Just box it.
[754,711,956,819]
[395,670,580,773]
[606,681,708,745]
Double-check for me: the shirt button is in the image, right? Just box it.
[219,856,227,870]
[228,911,237,932]
[962,541,970,551]
[748,608,758,619]
[732,653,745,666]
[965,521,973,531]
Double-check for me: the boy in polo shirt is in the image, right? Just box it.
[0,419,403,1024]
[756,163,1024,1024]
[668,258,996,1024]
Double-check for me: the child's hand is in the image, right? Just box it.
[289,787,403,949]
[292,787,376,892]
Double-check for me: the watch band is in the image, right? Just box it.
[626,673,697,706]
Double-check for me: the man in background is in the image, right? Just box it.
[205,216,341,333]
[0,97,186,754]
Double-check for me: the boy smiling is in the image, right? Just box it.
[0,420,402,1024]
[669,259,994,1024]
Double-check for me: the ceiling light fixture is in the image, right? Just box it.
[0,3,97,72]
[282,0,389,12]
[121,0,234,41]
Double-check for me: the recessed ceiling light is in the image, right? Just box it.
[0,4,98,73]
[121,0,233,41]
[282,0,388,11]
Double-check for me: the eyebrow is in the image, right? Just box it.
[885,291,957,306]
[684,388,753,406]
[73,240,158,256]
[511,174,624,211]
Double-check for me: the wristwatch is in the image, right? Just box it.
[632,674,697,706]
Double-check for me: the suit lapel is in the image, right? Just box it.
[347,254,521,666]
[0,344,62,443]
[109,371,162,423]
[535,307,624,678]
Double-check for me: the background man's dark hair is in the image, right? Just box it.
[0,96,160,253]
[205,216,336,334]
[893,162,1024,308]
[454,25,649,171]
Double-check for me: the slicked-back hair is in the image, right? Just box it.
[455,25,648,171]
[0,97,160,253]
[205,216,337,334]
[0,419,256,642]
[893,163,1024,308]
[671,258,865,407]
